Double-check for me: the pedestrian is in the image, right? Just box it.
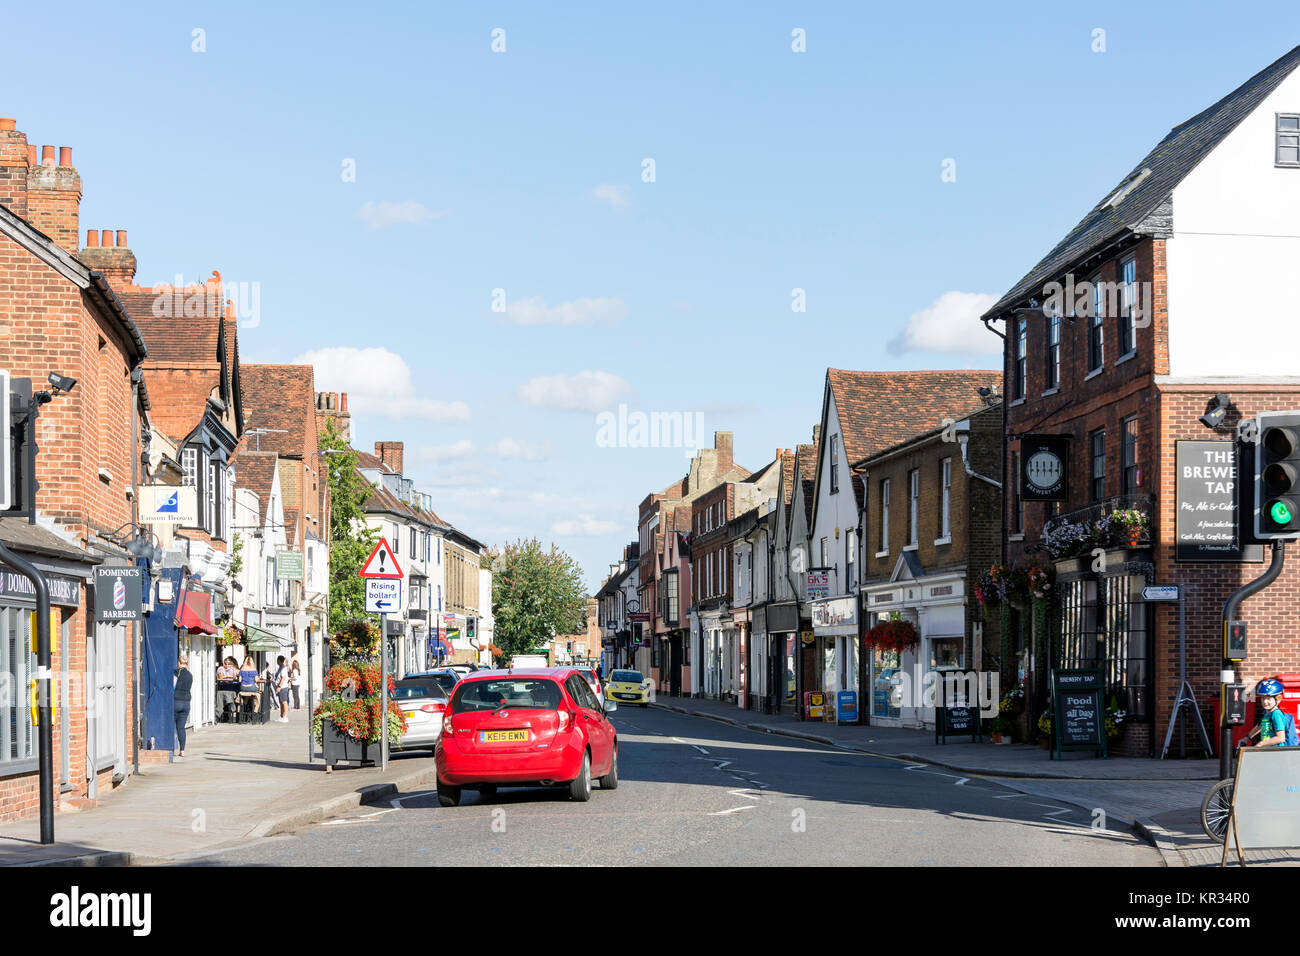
[174,656,193,758]
[216,656,240,722]
[274,655,291,722]
[290,658,302,710]
[1249,678,1297,747]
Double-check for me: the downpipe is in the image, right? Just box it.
[1220,540,1284,779]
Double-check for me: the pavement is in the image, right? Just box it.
[0,707,439,866]
[0,693,1293,867]
[649,695,1300,867]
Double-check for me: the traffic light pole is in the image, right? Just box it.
[1220,540,1284,779]
[0,541,54,844]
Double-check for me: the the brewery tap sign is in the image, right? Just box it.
[94,566,143,623]
[359,537,404,579]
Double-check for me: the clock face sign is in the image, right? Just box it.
[1020,436,1069,500]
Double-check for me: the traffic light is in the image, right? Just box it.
[1255,411,1300,538]
[1224,620,1247,662]
[466,616,476,640]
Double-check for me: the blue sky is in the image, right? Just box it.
[6,2,1300,588]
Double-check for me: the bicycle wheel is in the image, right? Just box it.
[1200,779,1234,842]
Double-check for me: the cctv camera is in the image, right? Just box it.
[47,372,77,393]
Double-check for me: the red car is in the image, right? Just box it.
[435,667,619,806]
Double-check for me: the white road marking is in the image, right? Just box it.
[320,807,398,826]
[693,745,709,755]
[709,805,756,815]
[728,789,762,798]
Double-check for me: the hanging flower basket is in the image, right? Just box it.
[864,619,919,654]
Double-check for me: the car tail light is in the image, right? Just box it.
[442,713,454,735]
[557,709,571,732]
[421,702,447,714]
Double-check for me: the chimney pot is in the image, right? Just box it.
[101,229,113,248]
[340,393,348,412]
[0,118,15,131]
[116,229,127,248]
[85,229,99,247]
[41,145,55,166]
[26,145,36,166]
[58,146,71,167]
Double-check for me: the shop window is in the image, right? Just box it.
[1090,428,1106,502]
[1014,318,1027,399]
[929,637,963,671]
[1045,313,1060,390]
[1122,416,1139,495]
[0,608,35,765]
[1118,257,1137,356]
[1088,275,1105,372]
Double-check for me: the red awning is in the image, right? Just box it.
[176,591,218,635]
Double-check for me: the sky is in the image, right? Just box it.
[6,1,1300,589]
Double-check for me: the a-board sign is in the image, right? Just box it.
[936,704,981,744]
[1051,668,1107,759]
[1222,747,1300,865]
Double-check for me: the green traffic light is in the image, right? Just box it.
[1271,501,1294,525]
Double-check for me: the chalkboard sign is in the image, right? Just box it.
[1050,669,1107,759]
[936,705,981,744]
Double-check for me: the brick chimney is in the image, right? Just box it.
[27,143,81,254]
[375,441,404,475]
[79,228,136,287]
[714,430,733,474]
[0,118,29,219]
[314,391,353,442]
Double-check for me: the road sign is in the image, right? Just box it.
[359,537,403,579]
[1141,585,1180,602]
[365,578,403,613]
[0,370,10,511]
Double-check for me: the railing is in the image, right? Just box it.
[1042,492,1154,550]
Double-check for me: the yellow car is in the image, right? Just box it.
[604,669,651,707]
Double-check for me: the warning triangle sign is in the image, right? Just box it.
[359,537,404,579]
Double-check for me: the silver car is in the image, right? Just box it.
[391,677,450,753]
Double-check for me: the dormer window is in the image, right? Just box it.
[1278,114,1300,166]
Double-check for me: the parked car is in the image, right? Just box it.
[391,678,450,753]
[604,669,650,707]
[574,665,602,700]
[406,668,460,697]
[435,667,618,806]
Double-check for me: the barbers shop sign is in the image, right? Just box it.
[1,569,80,607]
[94,566,143,622]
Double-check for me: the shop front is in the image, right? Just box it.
[864,570,966,729]
[764,602,801,713]
[811,596,858,721]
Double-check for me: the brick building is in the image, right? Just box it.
[0,118,149,819]
[982,45,1300,755]
[855,401,1003,729]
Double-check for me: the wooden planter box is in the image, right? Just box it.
[322,720,378,767]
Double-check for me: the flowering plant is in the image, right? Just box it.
[864,618,920,654]
[1105,694,1128,739]
[1037,710,1052,737]
[999,684,1025,716]
[1043,519,1098,559]
[1025,565,1053,599]
[1109,508,1149,531]
[314,661,405,745]
[329,618,378,662]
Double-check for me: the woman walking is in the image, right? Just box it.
[174,656,193,758]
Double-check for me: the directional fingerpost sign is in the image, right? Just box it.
[359,537,403,579]
[1141,585,1180,602]
[365,578,403,614]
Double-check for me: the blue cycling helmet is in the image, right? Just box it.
[1257,678,1284,697]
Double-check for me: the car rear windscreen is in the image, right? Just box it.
[392,683,440,700]
[452,679,563,713]
[611,670,642,683]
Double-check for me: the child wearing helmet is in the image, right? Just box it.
[1253,678,1290,747]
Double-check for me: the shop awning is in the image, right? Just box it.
[175,591,218,635]
[243,623,290,653]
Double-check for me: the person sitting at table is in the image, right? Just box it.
[237,656,261,720]
[216,656,241,722]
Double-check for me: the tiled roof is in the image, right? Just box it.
[118,277,223,366]
[794,442,818,527]
[827,369,995,466]
[231,450,278,525]
[283,507,300,545]
[984,44,1300,319]
[240,364,317,458]
[355,450,389,472]
[778,450,796,508]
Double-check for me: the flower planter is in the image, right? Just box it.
[322,719,378,767]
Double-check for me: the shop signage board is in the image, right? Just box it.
[138,485,198,525]
[276,550,305,581]
[1175,440,1263,563]
[1221,748,1300,864]
[811,597,855,629]
[936,704,981,744]
[1050,668,1107,759]
[1,569,80,607]
[93,566,143,623]
[365,578,402,614]
[0,370,9,511]
[628,611,650,622]
[1020,434,1069,501]
[806,571,830,600]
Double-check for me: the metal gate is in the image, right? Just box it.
[1056,571,1151,719]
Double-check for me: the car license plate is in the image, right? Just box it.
[480,729,530,743]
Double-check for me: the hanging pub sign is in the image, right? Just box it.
[1175,440,1264,563]
[1050,668,1107,759]
[1019,435,1069,501]
[93,565,143,622]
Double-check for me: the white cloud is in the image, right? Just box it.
[504,296,627,326]
[356,201,449,229]
[888,291,1001,355]
[591,184,629,210]
[517,371,630,413]
[551,514,619,537]
[292,346,470,423]
[415,440,475,461]
[496,437,554,461]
